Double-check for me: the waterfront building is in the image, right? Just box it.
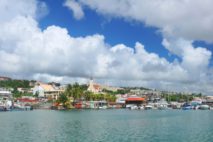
[203,96,213,106]
[0,88,12,98]
[116,94,128,105]
[125,96,145,109]
[33,82,64,100]
[191,97,202,106]
[16,96,38,106]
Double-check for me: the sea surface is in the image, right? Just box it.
[0,109,212,142]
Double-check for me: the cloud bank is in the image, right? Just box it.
[0,0,212,94]
[78,0,213,42]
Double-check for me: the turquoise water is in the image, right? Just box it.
[0,110,212,142]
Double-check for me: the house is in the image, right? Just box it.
[101,85,122,92]
[33,82,64,100]
[0,76,11,81]
[116,94,128,104]
[87,79,102,93]
[125,96,145,107]
[204,96,213,106]
[17,88,33,94]
[0,88,12,98]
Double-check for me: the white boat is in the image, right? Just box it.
[139,106,144,110]
[130,105,138,110]
[156,99,168,110]
[145,105,153,110]
[14,103,26,109]
[199,105,210,110]
[99,105,108,109]
[0,100,12,111]
[157,104,168,110]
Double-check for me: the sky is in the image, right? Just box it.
[0,0,213,94]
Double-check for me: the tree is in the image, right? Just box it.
[84,91,93,101]
[0,80,30,88]
[57,93,69,108]
[65,83,84,100]
[105,94,116,102]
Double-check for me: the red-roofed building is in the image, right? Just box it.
[16,97,39,105]
[126,97,145,101]
[125,97,145,105]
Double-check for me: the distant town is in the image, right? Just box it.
[0,76,212,111]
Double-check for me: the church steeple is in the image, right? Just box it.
[87,77,101,93]
[89,77,94,87]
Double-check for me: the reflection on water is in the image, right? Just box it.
[0,110,212,142]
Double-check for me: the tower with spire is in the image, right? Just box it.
[87,77,101,93]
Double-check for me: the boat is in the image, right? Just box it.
[145,105,153,110]
[0,100,12,111]
[182,103,192,110]
[99,105,108,109]
[0,105,7,111]
[13,103,33,111]
[139,106,144,110]
[157,104,168,110]
[156,99,168,110]
[130,105,138,110]
[199,105,210,110]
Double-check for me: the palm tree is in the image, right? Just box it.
[65,83,84,100]
[84,91,93,101]
[57,93,69,108]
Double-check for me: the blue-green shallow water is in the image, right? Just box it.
[0,110,212,142]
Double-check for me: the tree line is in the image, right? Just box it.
[161,92,202,102]
[57,83,117,108]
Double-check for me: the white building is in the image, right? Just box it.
[0,88,12,98]
[33,82,64,99]
[87,79,101,93]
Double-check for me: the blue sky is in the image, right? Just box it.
[39,0,213,66]
[39,0,179,62]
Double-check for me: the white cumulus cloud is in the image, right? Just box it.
[78,0,213,42]
[64,0,84,20]
[0,0,213,94]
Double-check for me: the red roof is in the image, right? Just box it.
[126,97,145,101]
[93,84,101,90]
[17,98,38,103]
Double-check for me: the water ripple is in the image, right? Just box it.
[0,110,212,142]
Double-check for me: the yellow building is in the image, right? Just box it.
[33,82,64,100]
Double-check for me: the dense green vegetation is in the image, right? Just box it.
[102,88,130,95]
[0,80,31,88]
[57,93,70,108]
[13,92,33,98]
[57,83,117,108]
[0,80,33,98]
[65,83,84,100]
[83,91,116,102]
[124,87,151,91]
[63,83,116,101]
[161,92,202,102]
